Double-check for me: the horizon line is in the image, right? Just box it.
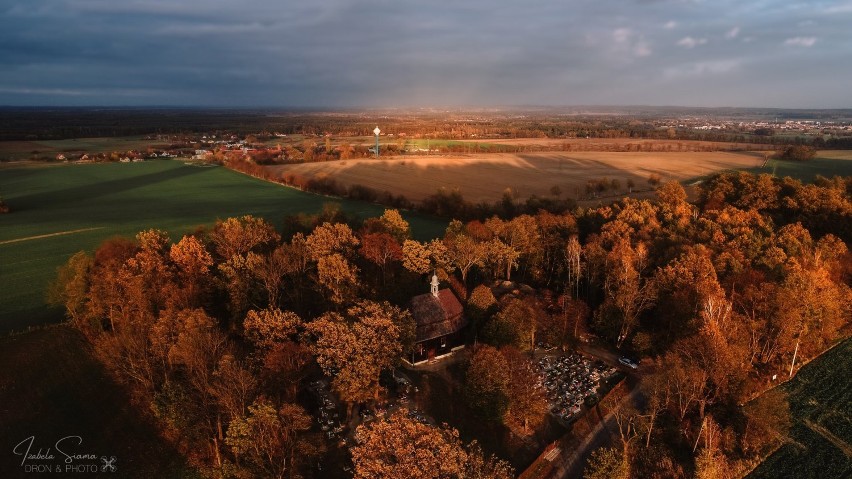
[2,104,852,112]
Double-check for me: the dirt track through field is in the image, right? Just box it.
[803,419,852,458]
[0,227,104,245]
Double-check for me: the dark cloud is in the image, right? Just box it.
[0,0,850,107]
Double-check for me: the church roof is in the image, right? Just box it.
[409,289,466,342]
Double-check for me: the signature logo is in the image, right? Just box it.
[12,436,116,473]
[101,456,117,472]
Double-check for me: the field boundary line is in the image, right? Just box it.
[0,227,104,245]
[803,419,852,458]
[741,337,851,406]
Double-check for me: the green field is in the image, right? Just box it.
[0,160,446,333]
[747,338,852,479]
[745,151,852,182]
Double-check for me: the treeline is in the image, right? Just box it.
[0,108,287,141]
[50,172,851,478]
[225,157,416,212]
[821,136,852,149]
[4,108,851,150]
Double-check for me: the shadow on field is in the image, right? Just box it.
[9,165,203,212]
[0,325,192,478]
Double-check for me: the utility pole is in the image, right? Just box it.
[789,337,800,378]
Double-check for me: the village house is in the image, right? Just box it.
[193,149,211,160]
[407,275,467,365]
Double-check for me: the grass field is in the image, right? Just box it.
[0,160,446,333]
[0,325,195,478]
[745,150,852,182]
[267,151,766,203]
[747,338,852,479]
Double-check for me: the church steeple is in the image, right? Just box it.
[430,273,439,297]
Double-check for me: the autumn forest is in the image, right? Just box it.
[43,168,852,478]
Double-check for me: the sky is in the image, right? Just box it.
[1,0,851,108]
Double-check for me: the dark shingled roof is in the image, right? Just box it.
[409,289,466,343]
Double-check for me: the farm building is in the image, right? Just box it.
[408,275,467,365]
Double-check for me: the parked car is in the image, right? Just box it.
[618,357,638,369]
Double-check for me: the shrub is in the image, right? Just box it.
[779,145,816,161]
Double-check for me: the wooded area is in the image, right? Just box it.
[49,172,851,478]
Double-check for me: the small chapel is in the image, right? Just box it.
[407,274,468,365]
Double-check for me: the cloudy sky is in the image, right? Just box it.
[1,0,850,108]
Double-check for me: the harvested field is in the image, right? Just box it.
[266,151,766,203]
[288,136,771,150]
[449,137,771,151]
